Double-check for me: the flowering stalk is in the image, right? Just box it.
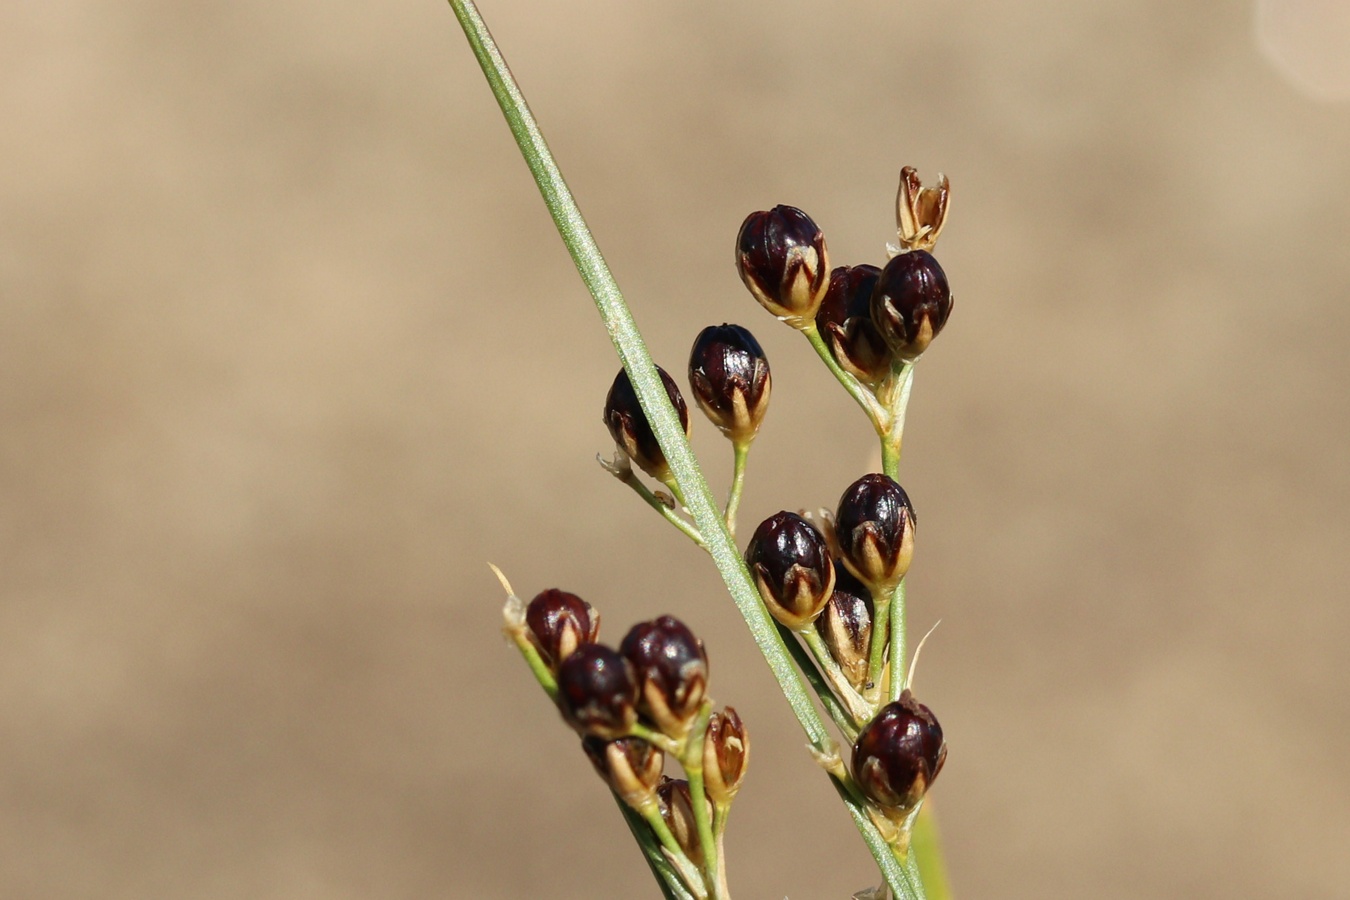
[449,2,939,896]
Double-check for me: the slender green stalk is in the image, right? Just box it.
[609,463,707,547]
[723,441,750,540]
[801,323,889,430]
[911,806,954,900]
[617,795,698,900]
[879,365,915,479]
[680,705,725,900]
[448,4,932,896]
[888,579,908,702]
[864,592,892,706]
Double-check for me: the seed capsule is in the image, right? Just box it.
[745,511,837,631]
[688,324,772,444]
[582,735,664,810]
[619,616,709,738]
[736,205,831,327]
[851,690,946,813]
[870,250,953,360]
[814,564,874,690]
[603,366,691,482]
[524,589,600,671]
[555,644,639,740]
[703,706,749,806]
[835,474,916,595]
[657,777,709,867]
[816,265,893,386]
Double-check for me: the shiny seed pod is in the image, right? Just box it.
[736,205,831,327]
[619,616,709,738]
[555,644,639,740]
[744,511,837,631]
[525,589,600,671]
[603,366,691,482]
[814,564,874,690]
[870,250,953,360]
[816,265,893,386]
[703,706,750,807]
[851,690,946,813]
[582,735,664,810]
[894,167,950,254]
[657,777,708,867]
[835,474,916,595]
[688,324,772,444]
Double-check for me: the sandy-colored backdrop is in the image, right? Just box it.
[3,1,1348,897]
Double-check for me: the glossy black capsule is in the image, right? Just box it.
[870,250,952,360]
[603,366,690,481]
[816,264,892,385]
[525,588,600,671]
[556,644,639,740]
[736,205,830,327]
[851,690,946,813]
[619,615,709,737]
[688,324,772,444]
[744,511,836,631]
[835,474,916,594]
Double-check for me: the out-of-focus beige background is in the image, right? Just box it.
[3,1,1348,897]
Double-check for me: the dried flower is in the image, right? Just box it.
[894,166,950,254]
[703,706,749,806]
[814,564,874,690]
[582,735,664,810]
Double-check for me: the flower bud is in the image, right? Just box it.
[816,265,892,385]
[835,474,916,595]
[814,564,874,690]
[851,690,946,813]
[744,511,836,631]
[582,735,664,810]
[894,167,950,254]
[870,250,953,360]
[525,589,600,671]
[657,777,709,867]
[603,366,691,482]
[619,615,709,738]
[556,644,639,740]
[687,324,772,444]
[736,205,830,327]
[703,706,749,806]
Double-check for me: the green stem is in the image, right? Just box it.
[723,441,750,541]
[774,622,860,742]
[448,4,929,896]
[911,805,954,900]
[612,464,707,547]
[800,627,872,725]
[879,364,914,479]
[680,705,724,899]
[889,579,908,702]
[802,323,889,432]
[864,591,891,706]
[616,794,698,900]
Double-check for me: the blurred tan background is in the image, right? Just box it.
[3,0,1349,897]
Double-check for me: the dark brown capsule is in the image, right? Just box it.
[688,324,772,444]
[703,706,750,806]
[619,616,709,738]
[555,643,639,740]
[524,589,600,671]
[870,250,953,360]
[744,511,837,631]
[603,366,691,482]
[657,777,708,867]
[582,735,664,810]
[816,265,893,386]
[851,690,946,813]
[814,563,874,690]
[736,205,830,327]
[835,474,916,594]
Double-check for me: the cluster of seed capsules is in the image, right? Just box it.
[502,583,745,898]
[598,168,955,850]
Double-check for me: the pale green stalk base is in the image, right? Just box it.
[449,2,940,896]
